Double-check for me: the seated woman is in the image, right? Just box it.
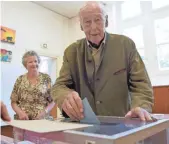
[11,50,55,120]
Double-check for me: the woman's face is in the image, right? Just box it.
[25,56,39,73]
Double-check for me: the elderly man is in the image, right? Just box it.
[51,2,153,121]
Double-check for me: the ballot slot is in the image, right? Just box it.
[57,117,155,136]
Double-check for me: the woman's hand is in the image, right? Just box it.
[36,110,46,120]
[18,111,29,120]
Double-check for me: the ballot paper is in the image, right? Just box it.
[6,119,92,133]
[80,98,100,124]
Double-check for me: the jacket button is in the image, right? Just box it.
[96,101,101,104]
[96,78,100,81]
[88,80,92,84]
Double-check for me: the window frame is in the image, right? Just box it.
[111,1,169,78]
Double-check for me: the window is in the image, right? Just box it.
[123,25,144,48]
[123,25,146,62]
[157,43,169,70]
[121,1,141,20]
[154,17,169,70]
[154,17,169,44]
[152,0,169,9]
[109,1,169,85]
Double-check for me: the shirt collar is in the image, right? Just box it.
[86,33,106,48]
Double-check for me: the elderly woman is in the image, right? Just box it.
[11,50,55,120]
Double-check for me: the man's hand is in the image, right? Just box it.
[125,107,153,121]
[1,101,11,121]
[18,111,29,120]
[62,91,84,121]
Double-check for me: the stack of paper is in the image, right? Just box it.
[6,98,99,133]
[7,119,92,133]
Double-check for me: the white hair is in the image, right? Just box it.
[79,1,108,18]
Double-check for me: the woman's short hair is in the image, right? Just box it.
[22,50,41,67]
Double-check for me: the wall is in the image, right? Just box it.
[68,17,85,43]
[1,1,69,64]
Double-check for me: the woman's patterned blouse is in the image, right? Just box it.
[11,72,53,120]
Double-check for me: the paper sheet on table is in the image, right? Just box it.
[6,119,92,133]
[80,98,100,124]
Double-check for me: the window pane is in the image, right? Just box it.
[123,26,146,64]
[157,43,169,70]
[123,25,144,48]
[154,17,169,44]
[152,0,169,9]
[121,1,141,20]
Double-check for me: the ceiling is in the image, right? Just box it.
[32,1,114,19]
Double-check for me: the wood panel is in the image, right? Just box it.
[1,125,14,138]
[152,86,169,114]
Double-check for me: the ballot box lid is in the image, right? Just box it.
[63,116,169,144]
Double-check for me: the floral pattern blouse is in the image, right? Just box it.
[11,72,53,120]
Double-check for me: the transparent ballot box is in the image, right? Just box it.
[12,116,169,144]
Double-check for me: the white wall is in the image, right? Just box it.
[68,17,85,43]
[1,1,69,65]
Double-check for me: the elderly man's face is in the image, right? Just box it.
[80,6,106,45]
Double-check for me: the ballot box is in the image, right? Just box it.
[11,115,169,144]
[64,115,169,144]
